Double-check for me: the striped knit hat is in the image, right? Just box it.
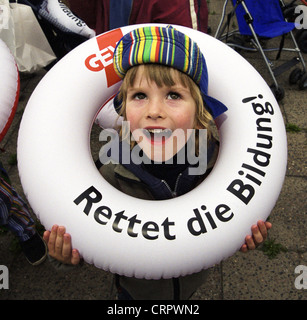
[113,26,228,119]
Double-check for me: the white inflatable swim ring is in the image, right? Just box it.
[0,40,19,143]
[17,24,287,280]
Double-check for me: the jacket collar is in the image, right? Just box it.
[106,140,205,200]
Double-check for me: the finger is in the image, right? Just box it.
[265,221,272,230]
[71,249,81,265]
[47,224,59,254]
[43,230,50,244]
[62,233,73,261]
[251,224,264,246]
[240,243,248,253]
[245,234,256,250]
[257,220,268,240]
[62,233,80,265]
[54,226,66,255]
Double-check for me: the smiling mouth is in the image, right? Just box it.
[144,128,173,144]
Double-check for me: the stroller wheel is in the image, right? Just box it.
[289,68,304,84]
[298,73,307,90]
[270,85,285,101]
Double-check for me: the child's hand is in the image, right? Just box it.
[43,224,80,265]
[240,220,272,253]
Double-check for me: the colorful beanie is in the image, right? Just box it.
[113,25,228,119]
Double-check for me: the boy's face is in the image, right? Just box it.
[125,66,197,162]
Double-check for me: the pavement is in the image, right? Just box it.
[0,1,306,301]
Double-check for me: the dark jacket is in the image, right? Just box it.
[98,137,219,299]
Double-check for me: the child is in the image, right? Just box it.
[43,26,272,299]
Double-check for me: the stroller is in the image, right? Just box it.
[215,0,307,101]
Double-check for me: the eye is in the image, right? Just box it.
[167,92,181,100]
[133,92,147,100]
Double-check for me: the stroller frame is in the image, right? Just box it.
[215,0,307,100]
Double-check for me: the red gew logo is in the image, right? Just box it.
[85,28,123,87]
